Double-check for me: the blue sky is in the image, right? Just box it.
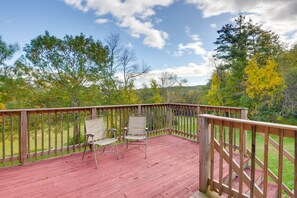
[1,0,297,87]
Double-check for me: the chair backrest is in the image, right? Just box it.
[85,116,105,140]
[128,115,146,135]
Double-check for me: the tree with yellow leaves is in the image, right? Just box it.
[245,56,285,120]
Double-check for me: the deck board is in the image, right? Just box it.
[0,135,200,198]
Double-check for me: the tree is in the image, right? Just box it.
[207,71,224,106]
[245,56,285,120]
[21,31,108,107]
[212,15,282,106]
[150,79,162,103]
[103,33,149,104]
[159,72,187,102]
[277,44,297,118]
[0,36,19,67]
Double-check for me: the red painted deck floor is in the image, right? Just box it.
[0,135,201,198]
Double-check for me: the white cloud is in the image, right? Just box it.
[64,0,173,49]
[95,18,110,24]
[175,27,206,56]
[134,61,214,88]
[210,23,217,28]
[126,42,134,48]
[186,0,297,46]
[64,0,88,12]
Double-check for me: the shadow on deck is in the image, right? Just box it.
[0,135,204,198]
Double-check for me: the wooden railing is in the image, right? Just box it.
[198,114,297,198]
[0,103,246,167]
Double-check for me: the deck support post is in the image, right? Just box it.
[199,116,210,192]
[240,108,248,156]
[20,111,28,165]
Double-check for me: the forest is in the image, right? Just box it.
[0,15,296,124]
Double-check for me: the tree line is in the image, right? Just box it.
[0,32,203,109]
[207,15,297,123]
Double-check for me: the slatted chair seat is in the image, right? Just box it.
[125,135,146,140]
[94,138,118,145]
[82,116,119,169]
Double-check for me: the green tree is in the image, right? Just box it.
[245,56,285,120]
[21,31,108,107]
[213,15,282,106]
[150,79,162,103]
[277,44,297,118]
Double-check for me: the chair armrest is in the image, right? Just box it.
[124,127,128,136]
[84,133,95,144]
[107,128,117,138]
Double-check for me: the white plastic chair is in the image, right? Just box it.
[122,114,147,159]
[82,116,119,169]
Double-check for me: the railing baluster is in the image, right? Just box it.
[41,112,44,158]
[2,113,6,166]
[27,113,30,161]
[294,130,297,197]
[48,112,51,156]
[20,111,28,165]
[55,112,58,156]
[210,119,215,191]
[61,112,64,153]
[228,122,233,198]
[219,120,224,196]
[239,123,244,197]
[34,112,37,160]
[278,129,284,198]
[67,111,70,153]
[250,125,256,198]
[263,127,269,198]
[10,113,13,165]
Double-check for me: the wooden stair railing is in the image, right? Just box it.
[199,114,297,198]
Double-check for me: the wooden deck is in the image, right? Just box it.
[0,135,201,198]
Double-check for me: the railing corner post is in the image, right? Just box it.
[199,116,210,193]
[240,108,248,156]
[20,111,28,166]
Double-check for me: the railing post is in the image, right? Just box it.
[168,106,173,134]
[91,107,96,118]
[240,108,248,156]
[199,116,210,192]
[20,111,28,165]
[197,106,201,143]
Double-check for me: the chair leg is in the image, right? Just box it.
[144,140,147,159]
[82,142,87,159]
[103,146,106,153]
[122,139,126,158]
[115,144,119,160]
[93,144,98,169]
